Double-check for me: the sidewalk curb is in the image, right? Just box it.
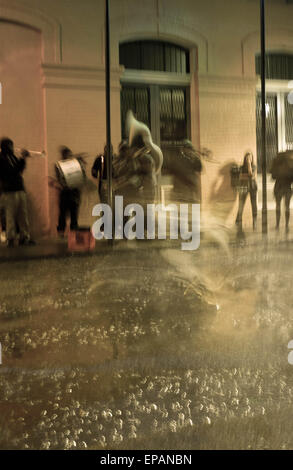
[0,229,292,263]
[0,239,182,263]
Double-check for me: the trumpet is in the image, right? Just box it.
[15,147,46,158]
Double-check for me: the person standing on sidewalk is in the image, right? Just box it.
[270,152,293,233]
[0,181,6,243]
[273,179,292,232]
[236,151,258,233]
[0,138,34,247]
[91,144,114,204]
[55,146,82,236]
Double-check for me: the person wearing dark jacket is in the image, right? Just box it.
[91,145,113,204]
[55,146,81,235]
[0,182,6,240]
[0,138,33,247]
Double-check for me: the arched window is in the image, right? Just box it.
[119,40,190,74]
[255,53,293,80]
[120,40,191,147]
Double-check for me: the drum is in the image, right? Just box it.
[56,158,86,189]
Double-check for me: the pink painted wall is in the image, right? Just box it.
[0,20,49,237]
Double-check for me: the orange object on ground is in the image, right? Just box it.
[68,227,95,252]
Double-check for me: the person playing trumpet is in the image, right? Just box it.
[0,137,35,247]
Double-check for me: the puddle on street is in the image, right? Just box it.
[1,246,293,450]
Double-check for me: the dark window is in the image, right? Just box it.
[285,93,293,149]
[119,40,190,74]
[256,94,278,169]
[160,87,188,144]
[120,86,151,139]
[255,53,293,80]
[120,84,189,145]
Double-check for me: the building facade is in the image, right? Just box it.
[1,0,293,235]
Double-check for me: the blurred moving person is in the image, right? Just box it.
[55,146,82,236]
[236,151,258,233]
[270,151,293,233]
[274,179,292,233]
[0,138,34,247]
[0,182,6,243]
[91,144,113,204]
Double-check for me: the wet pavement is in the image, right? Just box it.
[1,238,293,450]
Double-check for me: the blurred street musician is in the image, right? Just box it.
[91,144,113,204]
[55,146,83,236]
[0,137,35,247]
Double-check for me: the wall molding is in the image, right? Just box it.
[0,0,61,63]
[110,12,209,74]
[241,28,293,77]
[42,64,123,91]
[121,69,191,86]
[199,75,257,96]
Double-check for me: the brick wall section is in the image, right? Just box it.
[42,65,122,233]
[0,21,49,237]
[198,76,257,227]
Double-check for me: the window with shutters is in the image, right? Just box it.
[120,40,191,146]
[255,53,293,80]
[255,53,293,169]
[119,40,190,74]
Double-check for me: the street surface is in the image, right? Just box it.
[0,239,293,449]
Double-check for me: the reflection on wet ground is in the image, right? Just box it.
[1,243,293,450]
